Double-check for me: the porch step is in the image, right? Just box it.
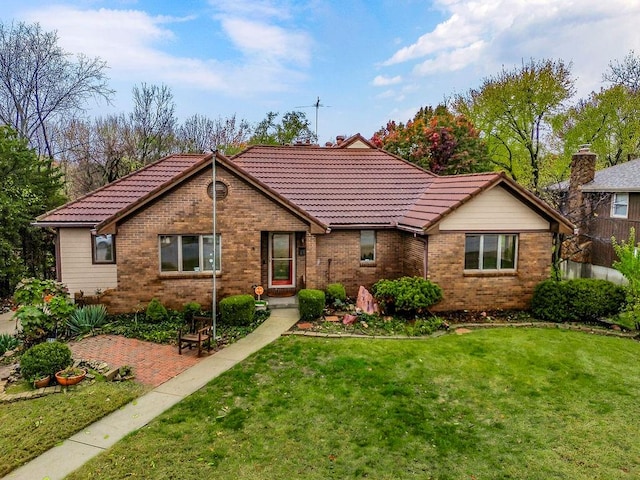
[265,295,298,309]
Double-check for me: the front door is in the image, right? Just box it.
[269,233,295,287]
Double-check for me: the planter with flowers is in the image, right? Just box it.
[55,366,86,386]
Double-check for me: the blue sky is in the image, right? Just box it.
[3,0,640,144]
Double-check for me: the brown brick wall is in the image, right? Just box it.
[401,233,425,277]
[313,229,403,296]
[102,165,310,313]
[428,231,552,311]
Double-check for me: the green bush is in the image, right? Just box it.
[20,341,73,381]
[66,304,108,336]
[182,302,202,323]
[145,298,168,323]
[326,283,347,304]
[220,294,255,326]
[13,278,69,306]
[298,289,325,321]
[531,278,626,323]
[372,276,443,318]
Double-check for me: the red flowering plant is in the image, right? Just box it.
[13,278,74,345]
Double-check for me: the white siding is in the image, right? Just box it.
[59,228,117,296]
[438,185,550,231]
[346,140,370,148]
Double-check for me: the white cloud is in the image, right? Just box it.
[372,75,402,86]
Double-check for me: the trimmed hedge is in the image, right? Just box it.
[298,289,325,321]
[20,341,73,382]
[220,294,255,326]
[326,283,347,304]
[531,278,626,323]
[372,276,443,318]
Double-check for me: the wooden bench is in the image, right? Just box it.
[178,315,212,357]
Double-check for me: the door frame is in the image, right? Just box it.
[268,232,296,288]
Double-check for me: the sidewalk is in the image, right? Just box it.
[2,308,300,480]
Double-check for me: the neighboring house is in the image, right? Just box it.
[553,146,640,282]
[35,134,572,314]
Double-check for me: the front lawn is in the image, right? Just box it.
[67,329,640,479]
[0,380,145,477]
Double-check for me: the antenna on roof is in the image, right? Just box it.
[294,96,331,141]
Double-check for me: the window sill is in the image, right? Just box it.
[463,270,517,277]
[159,271,221,279]
[360,261,377,268]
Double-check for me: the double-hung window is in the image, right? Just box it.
[160,234,221,273]
[464,234,517,271]
[611,193,629,218]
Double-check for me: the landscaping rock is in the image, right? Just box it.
[0,364,12,380]
[343,314,357,325]
[324,316,339,322]
[356,286,379,314]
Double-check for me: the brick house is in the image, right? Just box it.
[35,134,572,313]
[553,146,640,282]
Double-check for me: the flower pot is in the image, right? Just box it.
[55,369,86,386]
[33,375,51,388]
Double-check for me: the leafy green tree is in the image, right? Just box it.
[371,105,492,175]
[250,111,316,145]
[455,59,575,193]
[0,126,65,296]
[612,227,640,321]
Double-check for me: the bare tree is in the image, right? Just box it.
[604,50,640,93]
[0,21,113,159]
[130,83,177,164]
[177,113,251,154]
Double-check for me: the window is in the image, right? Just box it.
[207,181,228,200]
[360,230,376,262]
[159,234,221,273]
[465,234,517,271]
[611,192,629,218]
[92,234,115,264]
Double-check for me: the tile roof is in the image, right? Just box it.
[231,144,436,226]
[37,154,211,225]
[36,134,571,233]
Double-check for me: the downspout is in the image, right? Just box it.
[422,235,429,279]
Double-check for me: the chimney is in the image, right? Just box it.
[563,144,597,264]
[335,135,345,145]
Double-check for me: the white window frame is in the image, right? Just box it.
[611,192,629,219]
[159,234,221,273]
[464,234,518,271]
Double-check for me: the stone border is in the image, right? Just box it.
[0,380,84,403]
[283,321,639,340]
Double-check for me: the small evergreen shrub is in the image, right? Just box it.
[66,304,108,336]
[372,276,443,318]
[20,341,73,381]
[220,294,255,326]
[298,289,325,321]
[182,302,202,323]
[531,278,626,323]
[326,283,347,304]
[145,298,168,323]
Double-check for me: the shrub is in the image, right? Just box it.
[0,333,19,355]
[220,294,255,326]
[145,298,168,323]
[13,278,69,306]
[182,302,202,323]
[20,341,73,381]
[326,283,347,304]
[298,289,325,321]
[66,304,108,336]
[372,276,443,318]
[531,278,626,323]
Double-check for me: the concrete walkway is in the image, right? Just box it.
[2,308,299,480]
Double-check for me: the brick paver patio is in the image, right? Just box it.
[68,335,204,387]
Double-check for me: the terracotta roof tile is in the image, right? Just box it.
[37,154,209,225]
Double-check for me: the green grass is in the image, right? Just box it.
[65,329,640,479]
[0,381,146,477]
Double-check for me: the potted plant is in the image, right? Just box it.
[32,374,51,388]
[55,366,86,386]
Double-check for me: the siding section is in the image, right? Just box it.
[438,186,549,231]
[59,228,117,295]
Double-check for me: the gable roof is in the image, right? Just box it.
[36,133,572,234]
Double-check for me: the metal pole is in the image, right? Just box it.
[212,149,217,341]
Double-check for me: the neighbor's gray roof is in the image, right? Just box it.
[553,158,640,192]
